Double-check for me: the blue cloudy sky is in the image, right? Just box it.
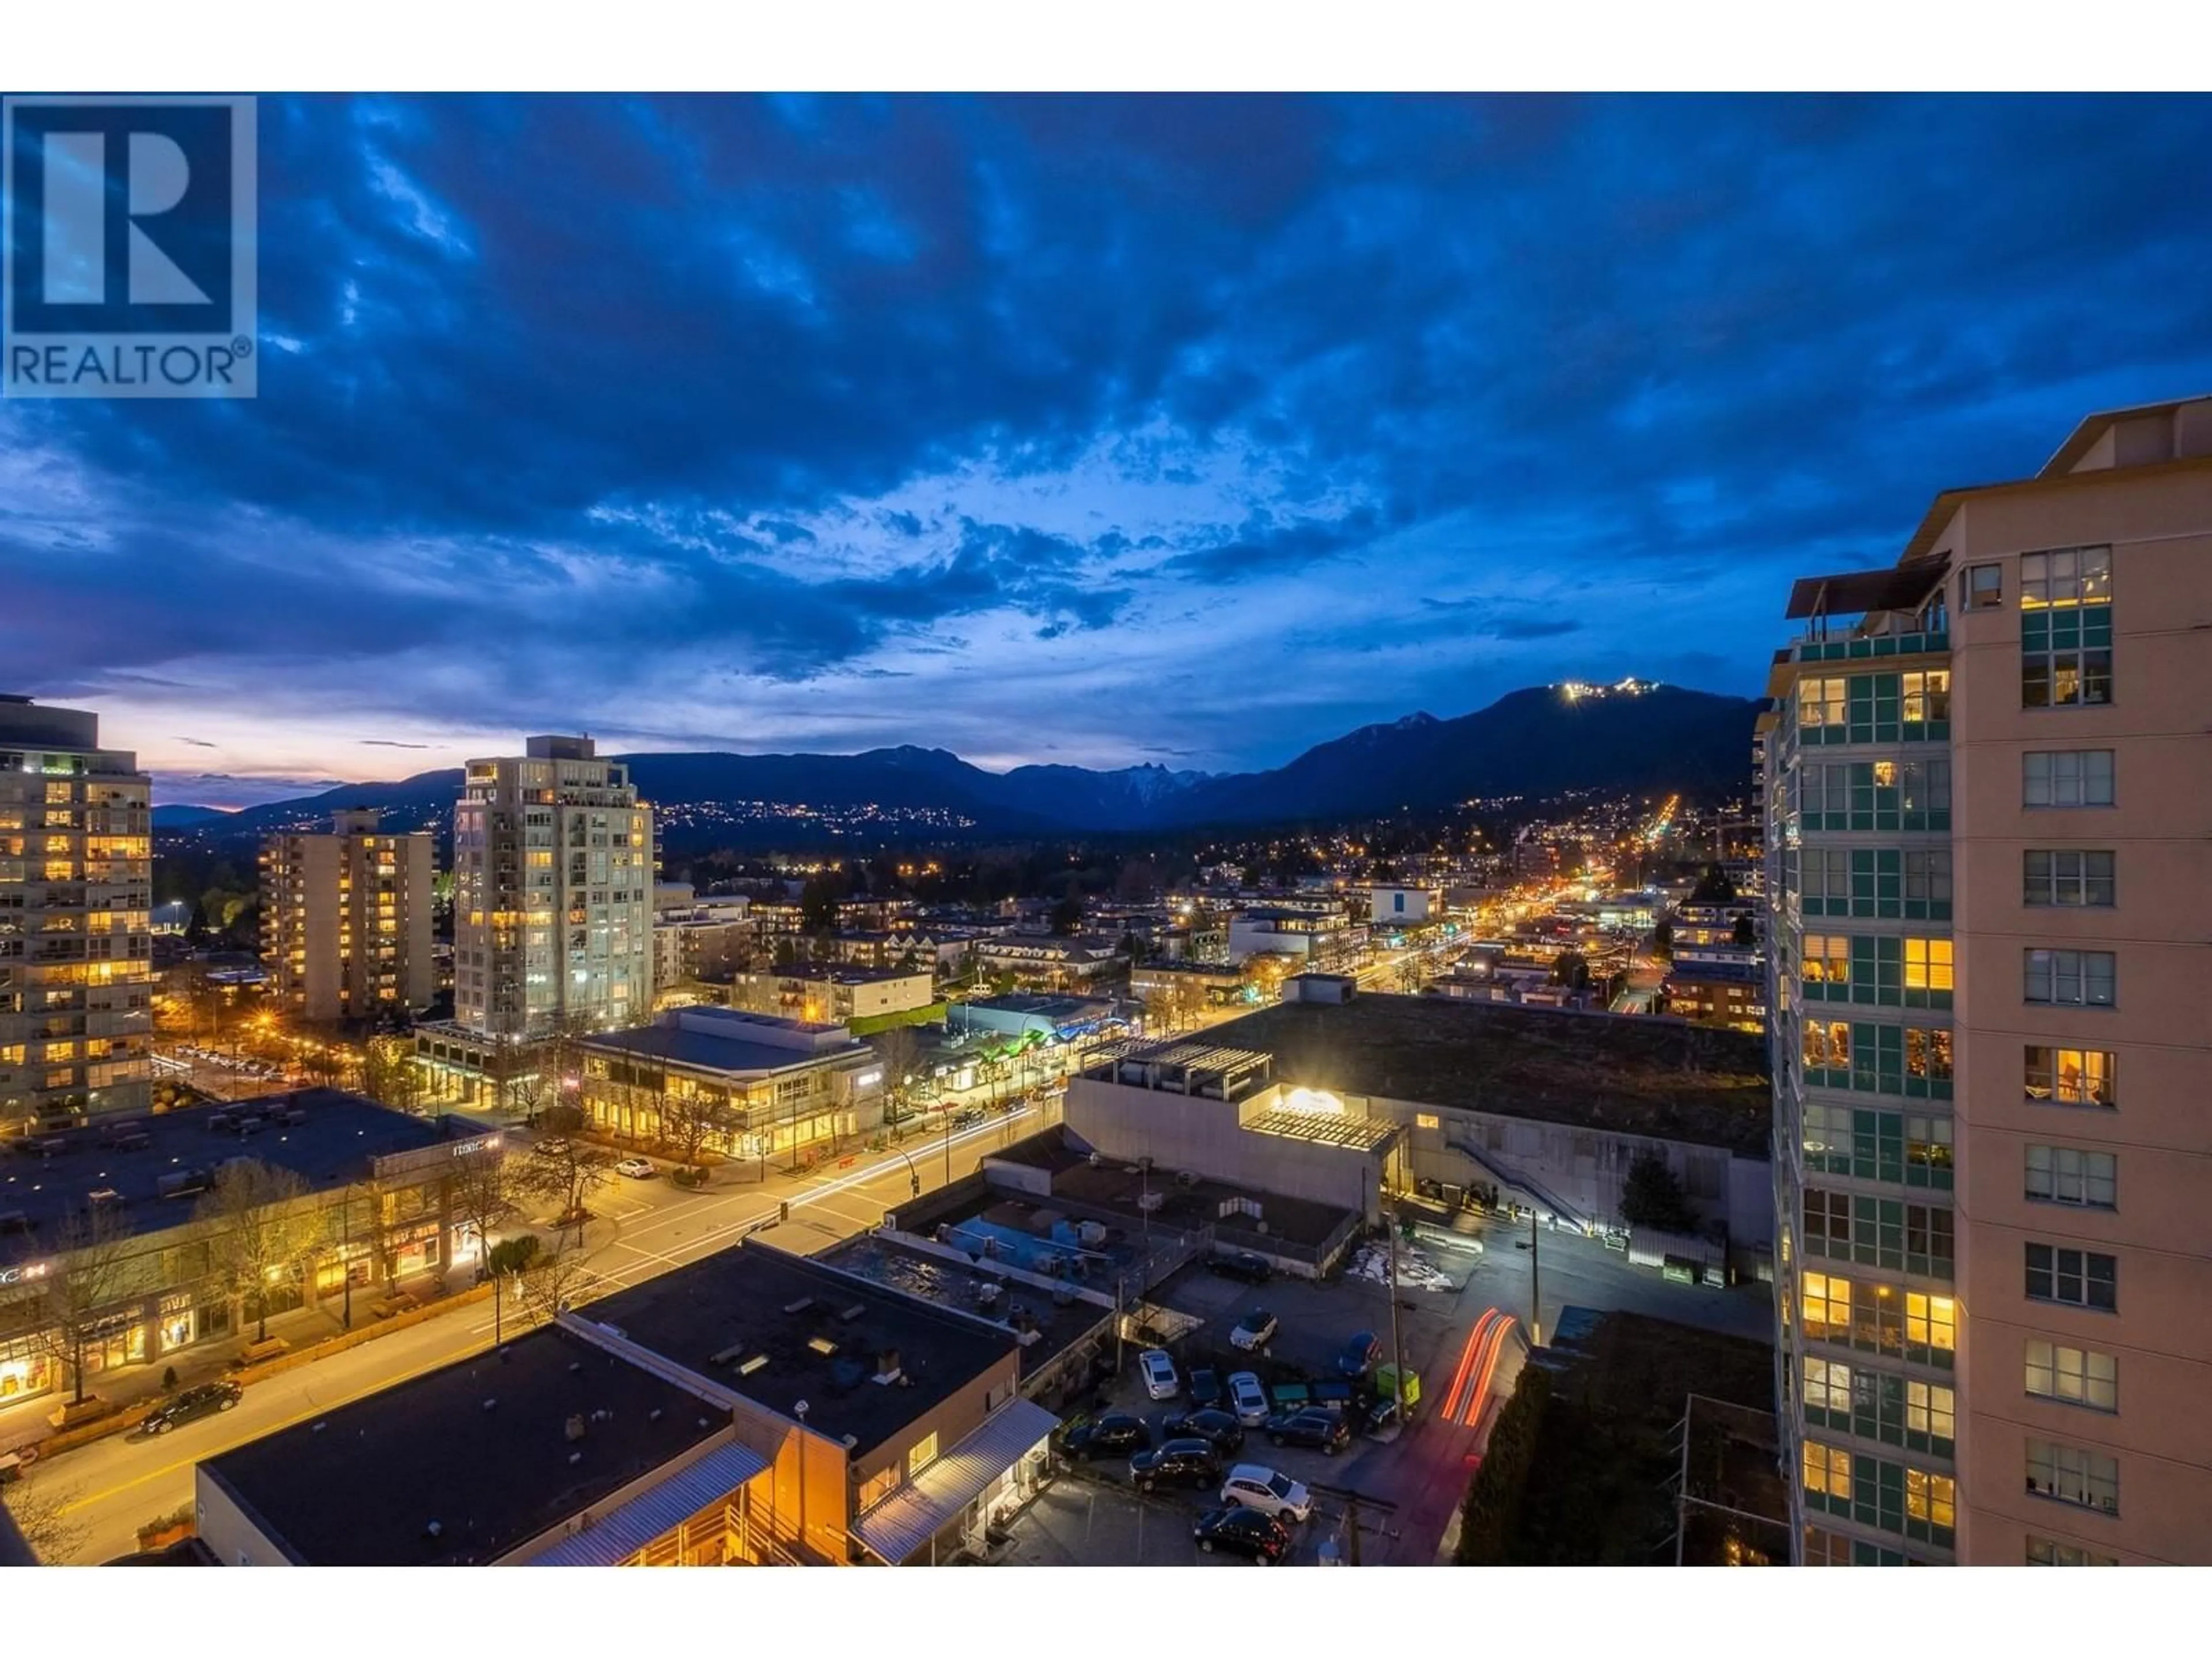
[7,93,2212,805]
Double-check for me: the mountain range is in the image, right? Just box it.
[156,681,1759,850]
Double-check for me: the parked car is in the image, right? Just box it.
[613,1157,657,1180]
[1209,1251,1273,1284]
[1336,1331,1382,1378]
[1059,1412,1152,1460]
[143,1381,242,1434]
[1219,1463,1313,1524]
[1227,1371,1270,1427]
[1130,1438,1223,1492]
[1264,1408,1351,1455]
[1194,1505,1290,1563]
[1229,1309,1278,1352]
[532,1137,573,1158]
[1187,1366,1224,1410]
[1137,1347,1179,1402]
[1161,1407,1245,1455]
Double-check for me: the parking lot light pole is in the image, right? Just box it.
[1530,1207,1543,1348]
[1386,1202,1405,1423]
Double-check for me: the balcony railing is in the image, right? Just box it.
[1789,627,1948,663]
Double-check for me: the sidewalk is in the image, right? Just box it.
[0,1275,453,1460]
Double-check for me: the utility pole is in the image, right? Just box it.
[1529,1207,1543,1348]
[340,1185,354,1331]
[1385,1192,1406,1428]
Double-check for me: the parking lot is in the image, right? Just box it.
[996,1207,1775,1566]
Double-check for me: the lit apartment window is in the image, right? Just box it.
[2026,1439,2119,1515]
[2023,850,2115,907]
[1906,1467,1955,1536]
[2021,547,2112,609]
[2026,1145,2117,1209]
[1802,1356,1851,1415]
[1802,935,1849,986]
[2028,1535,2118,1567]
[1901,669,1949,725]
[2023,948,2114,1007]
[2025,1244,2116,1311]
[1801,1019,1850,1071]
[2025,1340,2119,1411]
[1905,1292,1955,1359]
[1906,1380,1955,1447]
[1903,938,1952,994]
[1963,563,2003,609]
[1801,1272,1850,1343]
[1801,1440,1851,1501]
[906,1431,940,1477]
[2023,750,2115,808]
[1797,677,1848,730]
[2025,1046,2116,1108]
[2021,548,2113,708]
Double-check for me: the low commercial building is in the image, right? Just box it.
[973,935,1123,984]
[1206,990,1774,1248]
[574,1007,885,1166]
[195,1322,772,1566]
[1128,961,1247,1009]
[0,1092,503,1408]
[945,995,1122,1047]
[1066,1035,1400,1233]
[581,1241,1055,1565]
[729,965,935,1025]
[196,1238,1063,1566]
[1664,961,1768,1032]
[1226,907,1363,967]
[1367,884,1440,926]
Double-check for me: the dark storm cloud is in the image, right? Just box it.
[7,93,2211,774]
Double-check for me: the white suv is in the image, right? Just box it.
[1221,1464,1312,1525]
[1138,1347,1179,1401]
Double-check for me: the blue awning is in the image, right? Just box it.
[853,1398,1058,1565]
[522,1438,770,1566]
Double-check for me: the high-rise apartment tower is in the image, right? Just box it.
[452,736,652,1038]
[0,697,153,1134]
[1764,396,2212,1567]
[260,809,437,1022]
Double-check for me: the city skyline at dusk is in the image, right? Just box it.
[9,94,2212,805]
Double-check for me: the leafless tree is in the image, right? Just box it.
[520,1104,619,1248]
[24,1206,140,1406]
[446,1144,520,1282]
[196,1158,316,1342]
[360,1036,426,1115]
[510,1239,597,1330]
[870,1024,923,1126]
[657,1086,730,1174]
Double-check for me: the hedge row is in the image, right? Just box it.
[1453,1363,1552,1565]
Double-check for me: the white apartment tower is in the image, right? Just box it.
[0,696,153,1134]
[452,736,653,1038]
